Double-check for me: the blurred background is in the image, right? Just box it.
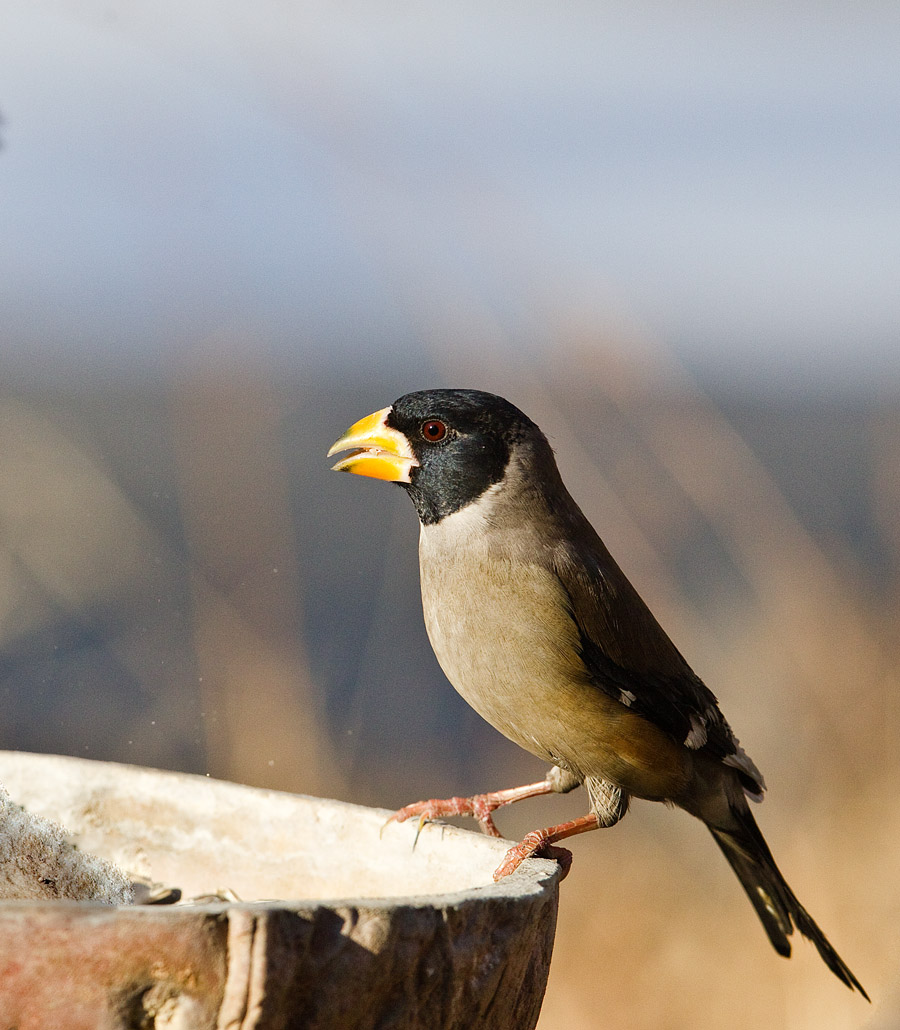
[1,2,898,1026]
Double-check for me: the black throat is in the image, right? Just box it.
[400,433,510,525]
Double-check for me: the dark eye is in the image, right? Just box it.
[421,419,447,442]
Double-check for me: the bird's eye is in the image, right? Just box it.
[421,419,448,442]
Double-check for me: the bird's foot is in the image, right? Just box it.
[493,831,560,879]
[385,794,504,838]
[493,836,575,880]
[384,779,559,840]
[492,813,601,880]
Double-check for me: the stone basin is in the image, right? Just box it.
[0,751,562,1030]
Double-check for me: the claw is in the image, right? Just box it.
[381,803,440,849]
[413,812,429,848]
[380,808,404,839]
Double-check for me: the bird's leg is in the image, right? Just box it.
[493,813,601,880]
[385,778,560,839]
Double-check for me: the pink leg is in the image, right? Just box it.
[493,813,601,880]
[385,779,558,838]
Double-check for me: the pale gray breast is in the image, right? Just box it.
[417,479,591,766]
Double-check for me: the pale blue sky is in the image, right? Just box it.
[1,1,898,391]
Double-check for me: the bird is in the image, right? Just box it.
[327,387,868,998]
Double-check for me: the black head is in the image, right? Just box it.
[386,389,539,524]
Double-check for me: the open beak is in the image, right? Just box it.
[327,406,418,483]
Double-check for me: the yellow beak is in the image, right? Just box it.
[327,406,418,483]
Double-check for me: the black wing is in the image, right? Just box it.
[551,531,763,795]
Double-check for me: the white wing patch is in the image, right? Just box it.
[685,712,709,749]
[724,740,767,802]
[685,710,767,802]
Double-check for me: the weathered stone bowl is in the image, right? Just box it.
[0,751,561,1030]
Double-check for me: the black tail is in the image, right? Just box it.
[709,806,869,1000]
